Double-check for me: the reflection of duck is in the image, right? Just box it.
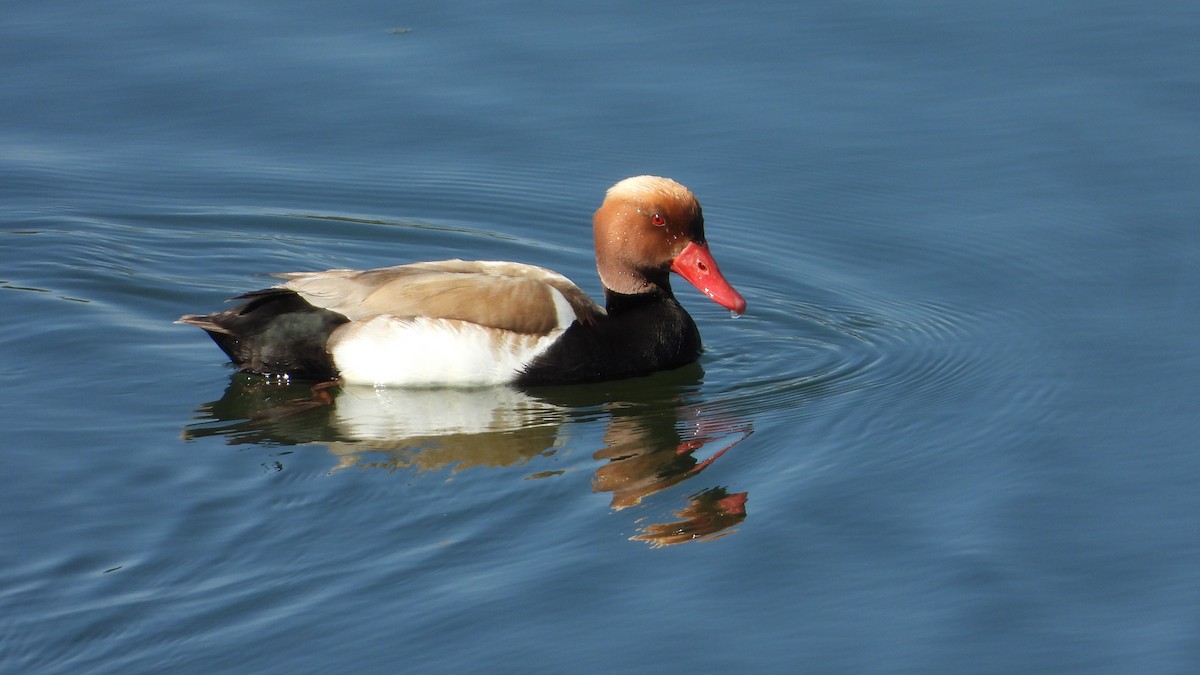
[184,374,751,546]
[324,385,566,473]
[632,488,748,548]
[179,176,745,386]
[184,376,566,473]
[586,400,752,545]
[592,407,752,511]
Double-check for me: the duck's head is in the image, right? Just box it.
[593,175,746,315]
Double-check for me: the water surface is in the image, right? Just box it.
[2,1,1199,673]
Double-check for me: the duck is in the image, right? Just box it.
[179,175,746,387]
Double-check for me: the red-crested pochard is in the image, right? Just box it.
[179,176,746,386]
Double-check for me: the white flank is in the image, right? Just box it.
[327,287,576,387]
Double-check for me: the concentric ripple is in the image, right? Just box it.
[692,277,1028,431]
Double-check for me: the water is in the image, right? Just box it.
[3,1,1199,672]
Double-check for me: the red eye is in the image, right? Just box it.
[651,213,666,226]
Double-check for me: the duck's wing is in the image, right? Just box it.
[273,259,605,335]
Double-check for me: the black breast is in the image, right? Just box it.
[517,289,701,386]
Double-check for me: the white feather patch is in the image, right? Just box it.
[328,314,567,387]
[325,282,578,387]
[545,283,577,331]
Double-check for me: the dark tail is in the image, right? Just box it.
[179,288,348,380]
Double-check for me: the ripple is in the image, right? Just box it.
[696,279,1012,429]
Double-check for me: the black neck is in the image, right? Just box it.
[604,285,673,315]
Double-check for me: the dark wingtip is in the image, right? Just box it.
[177,313,236,335]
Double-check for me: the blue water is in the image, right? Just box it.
[3,1,1199,672]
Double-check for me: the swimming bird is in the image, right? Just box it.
[179,175,746,386]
